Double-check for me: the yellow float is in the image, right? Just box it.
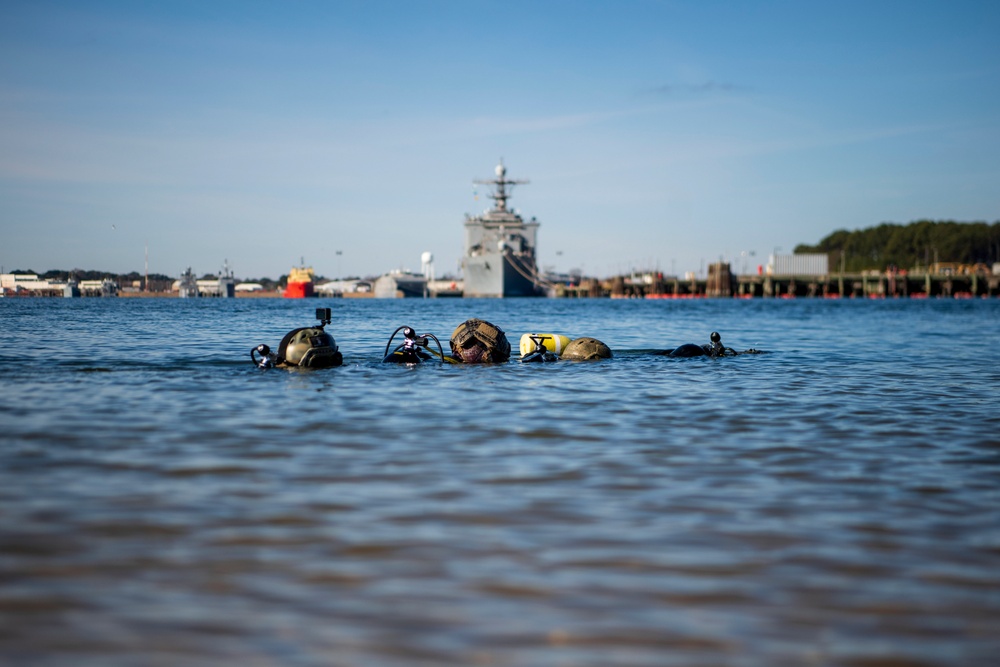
[518,333,572,357]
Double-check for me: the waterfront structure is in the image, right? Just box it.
[1,274,60,296]
[172,262,235,297]
[317,279,373,296]
[374,270,427,298]
[462,161,544,297]
[427,279,463,297]
[1,273,119,297]
[767,253,829,276]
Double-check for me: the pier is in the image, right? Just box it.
[6,264,1000,300]
[552,263,1000,299]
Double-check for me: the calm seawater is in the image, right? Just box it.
[2,297,999,666]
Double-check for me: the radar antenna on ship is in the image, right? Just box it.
[474,159,529,213]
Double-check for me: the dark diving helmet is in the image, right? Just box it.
[251,308,343,369]
[281,327,341,368]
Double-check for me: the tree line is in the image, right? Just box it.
[794,220,1000,273]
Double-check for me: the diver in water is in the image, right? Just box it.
[251,308,343,369]
[560,337,613,360]
[449,319,511,363]
[252,315,762,368]
[382,326,445,364]
[518,332,614,362]
[658,331,761,357]
[253,344,278,369]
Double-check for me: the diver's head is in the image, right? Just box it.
[450,319,511,363]
[283,328,342,368]
[561,337,613,361]
[710,332,721,344]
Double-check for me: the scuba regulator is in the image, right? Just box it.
[520,334,559,363]
[383,325,446,364]
[252,308,343,369]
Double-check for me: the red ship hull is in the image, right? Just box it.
[283,281,315,298]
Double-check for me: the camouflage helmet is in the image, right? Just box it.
[560,337,613,361]
[449,319,511,363]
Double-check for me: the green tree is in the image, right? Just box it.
[795,220,1000,271]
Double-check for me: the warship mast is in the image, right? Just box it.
[474,160,528,213]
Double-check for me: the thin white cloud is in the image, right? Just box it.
[642,81,748,96]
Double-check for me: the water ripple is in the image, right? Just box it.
[2,298,999,665]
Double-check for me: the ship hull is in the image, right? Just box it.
[283,281,315,298]
[462,253,541,298]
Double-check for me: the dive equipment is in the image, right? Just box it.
[251,308,343,369]
[666,343,707,358]
[518,332,571,357]
[706,331,728,357]
[520,334,559,363]
[560,337,613,361]
[449,319,511,363]
[252,344,277,369]
[383,325,446,364]
[661,332,744,358]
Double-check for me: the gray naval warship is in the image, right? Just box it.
[462,161,544,297]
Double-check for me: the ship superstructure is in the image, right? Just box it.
[462,161,543,297]
[178,268,199,298]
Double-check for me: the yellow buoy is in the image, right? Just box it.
[519,333,572,357]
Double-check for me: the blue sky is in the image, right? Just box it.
[2,1,998,280]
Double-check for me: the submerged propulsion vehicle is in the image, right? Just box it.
[251,308,343,369]
[383,326,447,364]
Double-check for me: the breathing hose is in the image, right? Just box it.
[383,326,447,363]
